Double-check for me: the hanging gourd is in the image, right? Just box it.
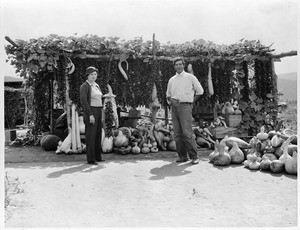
[66,57,75,75]
[102,84,119,128]
[187,63,194,75]
[207,62,214,95]
[118,53,129,80]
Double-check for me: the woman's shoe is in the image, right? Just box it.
[87,161,98,165]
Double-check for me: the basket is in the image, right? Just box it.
[225,114,242,127]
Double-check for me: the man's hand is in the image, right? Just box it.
[89,115,95,125]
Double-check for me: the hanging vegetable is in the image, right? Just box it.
[207,62,214,95]
[118,53,129,80]
[187,63,194,75]
[102,84,119,128]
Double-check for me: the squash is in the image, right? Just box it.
[153,130,166,151]
[285,151,297,175]
[167,140,176,151]
[270,160,284,173]
[228,140,244,164]
[114,130,128,148]
[257,126,268,141]
[213,139,231,166]
[78,116,85,134]
[208,140,219,162]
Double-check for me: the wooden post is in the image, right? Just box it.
[64,60,72,134]
[271,58,278,124]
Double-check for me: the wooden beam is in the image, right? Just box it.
[271,51,297,58]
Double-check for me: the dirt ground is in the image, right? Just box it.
[4,146,298,228]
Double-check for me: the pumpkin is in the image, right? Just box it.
[285,151,297,175]
[41,134,61,151]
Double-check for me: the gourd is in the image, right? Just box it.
[207,62,214,95]
[270,160,284,173]
[131,142,141,154]
[228,140,244,164]
[209,140,219,162]
[223,102,235,114]
[187,63,194,75]
[259,156,272,171]
[243,160,250,168]
[278,136,295,164]
[248,155,260,170]
[78,116,85,134]
[225,136,250,149]
[114,146,131,155]
[285,151,297,175]
[150,147,159,153]
[213,140,231,166]
[261,153,277,161]
[270,133,284,148]
[246,136,258,158]
[141,146,150,154]
[114,130,128,148]
[167,140,176,151]
[102,136,114,153]
[118,53,129,80]
[256,126,268,141]
[153,130,166,151]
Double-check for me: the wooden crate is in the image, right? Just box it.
[225,114,242,127]
[208,126,248,139]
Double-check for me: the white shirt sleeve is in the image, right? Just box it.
[192,76,204,95]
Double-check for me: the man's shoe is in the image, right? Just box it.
[176,158,188,163]
[191,159,199,164]
[87,161,98,165]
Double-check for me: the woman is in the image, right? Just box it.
[80,66,104,165]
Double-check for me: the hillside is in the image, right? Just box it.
[277,72,297,100]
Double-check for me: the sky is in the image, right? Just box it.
[0,0,298,76]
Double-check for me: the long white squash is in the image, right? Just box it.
[75,110,82,152]
[71,104,77,152]
[208,63,214,95]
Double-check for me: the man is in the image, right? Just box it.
[166,58,204,164]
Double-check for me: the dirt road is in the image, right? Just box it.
[4,147,298,228]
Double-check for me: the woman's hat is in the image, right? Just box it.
[85,66,98,76]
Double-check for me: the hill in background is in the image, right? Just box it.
[277,72,297,100]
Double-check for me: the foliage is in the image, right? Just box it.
[5,34,277,134]
[4,86,34,129]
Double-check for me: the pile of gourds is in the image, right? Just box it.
[243,121,297,175]
[102,120,177,155]
[209,120,298,176]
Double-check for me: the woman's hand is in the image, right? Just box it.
[89,115,95,125]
